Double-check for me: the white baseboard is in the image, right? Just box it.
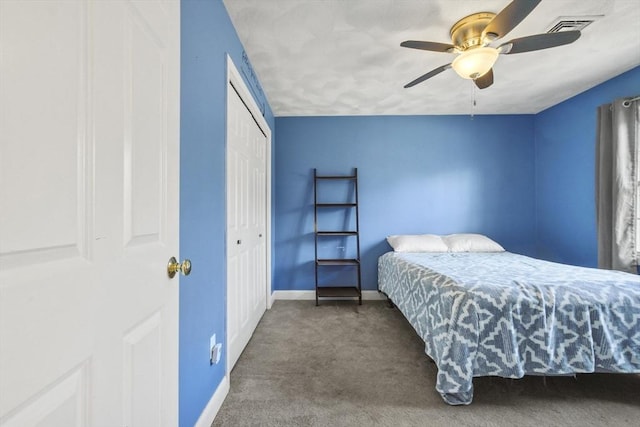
[194,374,229,427]
[271,290,386,301]
[267,293,274,309]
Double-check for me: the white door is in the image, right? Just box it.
[0,1,180,426]
[226,82,268,370]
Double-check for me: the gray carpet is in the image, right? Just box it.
[212,300,640,426]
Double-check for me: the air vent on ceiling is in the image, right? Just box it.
[547,16,600,33]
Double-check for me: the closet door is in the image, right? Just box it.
[0,1,180,425]
[226,83,267,371]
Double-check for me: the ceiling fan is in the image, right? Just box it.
[401,0,581,89]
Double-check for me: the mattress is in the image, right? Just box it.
[377,251,640,405]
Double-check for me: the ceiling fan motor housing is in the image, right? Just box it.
[450,12,496,50]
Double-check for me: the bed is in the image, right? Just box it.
[378,235,640,405]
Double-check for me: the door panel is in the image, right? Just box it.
[0,364,89,427]
[122,312,162,427]
[0,0,90,265]
[0,1,179,426]
[124,5,166,245]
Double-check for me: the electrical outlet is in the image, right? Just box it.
[213,343,222,364]
[210,334,216,365]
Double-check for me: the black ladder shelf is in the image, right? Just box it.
[313,168,362,305]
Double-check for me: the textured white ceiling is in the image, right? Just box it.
[223,0,640,116]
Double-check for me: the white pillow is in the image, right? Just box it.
[386,234,448,252]
[443,233,505,252]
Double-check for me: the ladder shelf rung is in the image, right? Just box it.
[316,231,358,236]
[316,286,361,298]
[316,258,360,266]
[315,203,356,207]
[315,175,357,180]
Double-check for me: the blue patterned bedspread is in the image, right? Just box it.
[378,251,640,405]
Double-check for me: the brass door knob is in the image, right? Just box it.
[167,256,192,278]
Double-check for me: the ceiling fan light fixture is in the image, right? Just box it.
[451,47,499,80]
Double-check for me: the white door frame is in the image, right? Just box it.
[225,54,272,375]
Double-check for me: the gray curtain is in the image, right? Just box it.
[596,96,640,272]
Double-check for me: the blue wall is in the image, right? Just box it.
[534,66,640,267]
[180,1,274,426]
[274,115,536,291]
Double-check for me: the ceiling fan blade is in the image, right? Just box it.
[400,40,455,53]
[500,31,581,54]
[404,64,451,88]
[483,0,542,40]
[475,68,494,89]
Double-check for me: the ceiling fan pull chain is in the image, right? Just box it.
[470,81,476,119]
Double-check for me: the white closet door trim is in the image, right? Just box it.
[225,54,272,370]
